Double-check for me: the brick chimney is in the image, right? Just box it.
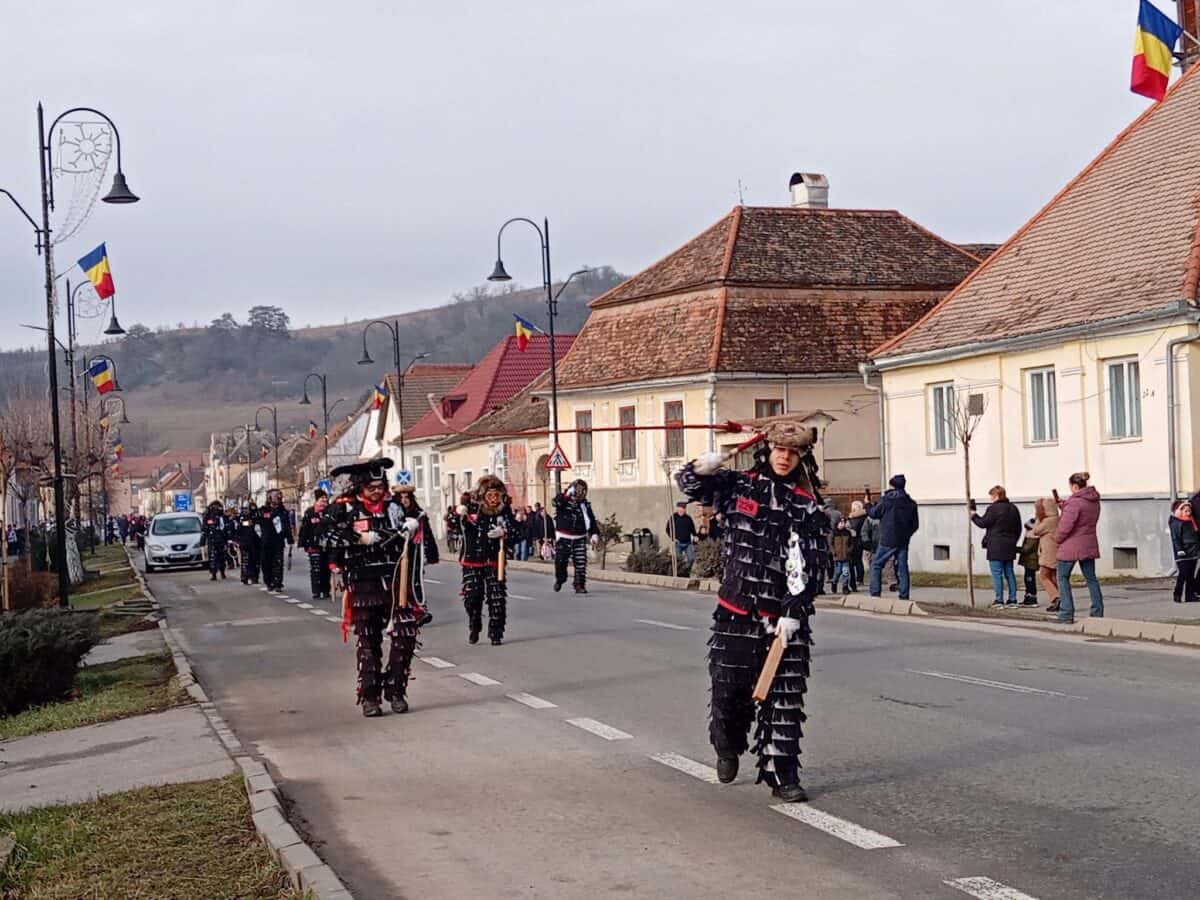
[788,172,829,209]
[1179,0,1200,72]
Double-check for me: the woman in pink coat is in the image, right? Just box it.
[1052,472,1103,624]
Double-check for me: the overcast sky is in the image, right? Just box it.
[0,0,1160,349]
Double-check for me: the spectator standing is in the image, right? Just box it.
[828,519,853,594]
[668,501,697,565]
[1018,516,1040,606]
[970,486,1023,607]
[513,508,529,560]
[1053,472,1104,624]
[846,500,868,591]
[1031,497,1061,611]
[1168,499,1200,603]
[867,475,919,600]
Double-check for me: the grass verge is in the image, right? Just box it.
[0,652,188,742]
[95,611,159,641]
[70,583,145,611]
[0,774,304,899]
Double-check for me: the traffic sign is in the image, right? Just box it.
[545,443,572,470]
[316,479,332,494]
[173,492,193,512]
[395,468,414,487]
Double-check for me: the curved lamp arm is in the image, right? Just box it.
[45,106,129,210]
[494,217,548,284]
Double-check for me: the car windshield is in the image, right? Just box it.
[151,517,201,536]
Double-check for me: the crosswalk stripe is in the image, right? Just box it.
[945,877,1041,900]
[770,805,902,850]
[649,752,719,783]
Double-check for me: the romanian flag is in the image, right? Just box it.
[113,440,124,459]
[77,244,115,300]
[261,445,270,459]
[307,420,319,439]
[88,358,115,394]
[111,462,120,476]
[373,382,389,410]
[1132,0,1183,101]
[98,414,111,432]
[513,313,542,352]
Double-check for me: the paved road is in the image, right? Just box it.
[145,560,1200,900]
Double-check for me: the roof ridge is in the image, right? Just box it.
[1183,192,1200,303]
[709,287,729,370]
[720,206,743,279]
[871,64,1200,360]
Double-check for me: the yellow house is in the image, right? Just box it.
[552,179,982,536]
[868,64,1200,576]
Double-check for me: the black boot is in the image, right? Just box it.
[553,581,564,592]
[491,637,503,646]
[209,573,217,581]
[362,699,383,718]
[574,586,588,594]
[772,782,808,803]
[419,611,433,626]
[390,696,409,714]
[468,627,480,645]
[716,756,738,784]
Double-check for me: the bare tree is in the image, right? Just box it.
[0,392,52,610]
[944,392,988,608]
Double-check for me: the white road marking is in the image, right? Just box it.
[309,609,330,617]
[906,669,1086,700]
[509,593,537,601]
[425,578,443,584]
[205,616,296,628]
[770,805,903,850]
[507,692,557,709]
[566,718,633,741]
[419,656,456,669]
[458,672,502,686]
[298,602,314,610]
[649,752,719,783]
[283,598,300,604]
[945,876,1041,900]
[635,618,697,631]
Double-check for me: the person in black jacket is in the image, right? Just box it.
[668,501,697,565]
[457,475,518,645]
[298,489,331,600]
[970,485,1023,607]
[236,502,261,584]
[867,474,919,599]
[199,501,231,581]
[553,479,600,593]
[394,483,440,625]
[258,490,294,591]
[1169,499,1200,603]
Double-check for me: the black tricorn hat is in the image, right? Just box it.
[330,457,394,484]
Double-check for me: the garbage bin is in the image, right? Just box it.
[630,528,654,552]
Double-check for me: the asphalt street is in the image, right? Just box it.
[146,557,1200,900]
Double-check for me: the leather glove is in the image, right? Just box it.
[692,451,724,476]
[487,526,506,539]
[358,531,380,546]
[776,616,802,643]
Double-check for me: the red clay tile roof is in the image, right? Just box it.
[875,64,1200,361]
[405,335,576,440]
[116,452,206,479]
[436,389,551,450]
[382,363,474,433]
[591,206,980,308]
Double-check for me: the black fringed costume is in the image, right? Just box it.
[553,483,599,592]
[236,506,261,584]
[298,504,332,599]
[258,500,293,591]
[459,495,516,644]
[200,508,232,578]
[323,491,420,708]
[677,443,828,793]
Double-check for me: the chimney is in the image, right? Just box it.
[789,172,829,209]
[1180,1,1200,72]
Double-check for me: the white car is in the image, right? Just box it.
[144,512,205,573]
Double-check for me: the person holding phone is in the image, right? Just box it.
[1052,472,1104,624]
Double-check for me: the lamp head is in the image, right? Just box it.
[488,259,512,282]
[101,171,139,205]
[299,392,311,406]
[357,350,374,366]
[119,412,131,424]
[103,312,126,336]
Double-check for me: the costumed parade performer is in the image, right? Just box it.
[553,478,600,593]
[200,501,232,581]
[236,501,261,584]
[457,475,516,645]
[676,421,829,803]
[392,471,440,626]
[322,458,422,717]
[258,490,293,591]
[298,489,332,600]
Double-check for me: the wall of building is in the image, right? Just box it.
[879,319,1195,576]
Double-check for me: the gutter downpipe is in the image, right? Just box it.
[1166,317,1200,501]
[706,373,718,452]
[859,362,886,493]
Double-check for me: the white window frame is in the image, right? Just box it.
[413,455,425,490]
[430,453,440,502]
[927,381,956,453]
[1104,357,1142,440]
[1024,366,1058,445]
[618,405,637,461]
[575,408,594,464]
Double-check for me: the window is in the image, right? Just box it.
[1113,547,1138,570]
[1025,367,1058,444]
[664,401,684,458]
[575,410,593,463]
[933,544,950,561]
[755,398,784,419]
[463,470,472,493]
[413,455,424,490]
[929,382,955,452]
[619,405,637,460]
[1106,358,1142,439]
[430,453,440,495]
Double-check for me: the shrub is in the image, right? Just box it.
[625,548,690,577]
[5,565,60,611]
[0,608,100,716]
[691,538,725,580]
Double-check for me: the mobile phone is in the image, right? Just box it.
[968,498,977,511]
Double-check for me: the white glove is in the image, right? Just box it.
[590,534,600,546]
[403,517,419,536]
[776,616,802,642]
[692,451,724,476]
[358,531,380,546]
[487,526,506,539]
[456,505,468,516]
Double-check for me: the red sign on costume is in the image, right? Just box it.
[735,497,759,517]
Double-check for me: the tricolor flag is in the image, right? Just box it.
[88,358,115,395]
[98,414,111,432]
[113,439,124,459]
[373,382,389,410]
[77,243,115,300]
[261,445,270,459]
[307,420,319,439]
[1132,0,1183,101]
[111,462,120,476]
[513,313,543,352]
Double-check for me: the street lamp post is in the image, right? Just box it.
[254,405,280,486]
[1,104,138,607]
[232,424,254,504]
[97,396,130,526]
[300,374,330,476]
[357,327,427,469]
[487,216,587,494]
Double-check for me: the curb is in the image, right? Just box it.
[126,549,354,899]
[507,559,700,592]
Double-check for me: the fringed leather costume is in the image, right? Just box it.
[258,494,293,591]
[677,426,828,798]
[200,504,232,579]
[553,480,599,593]
[236,505,261,584]
[298,501,332,599]
[459,476,517,645]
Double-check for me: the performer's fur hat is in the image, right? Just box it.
[566,478,588,500]
[763,420,816,451]
[473,474,507,500]
[330,457,393,488]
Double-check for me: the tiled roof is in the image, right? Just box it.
[115,452,205,479]
[383,363,474,433]
[436,388,550,450]
[591,206,980,308]
[875,64,1200,361]
[405,335,576,440]
[956,243,1000,260]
